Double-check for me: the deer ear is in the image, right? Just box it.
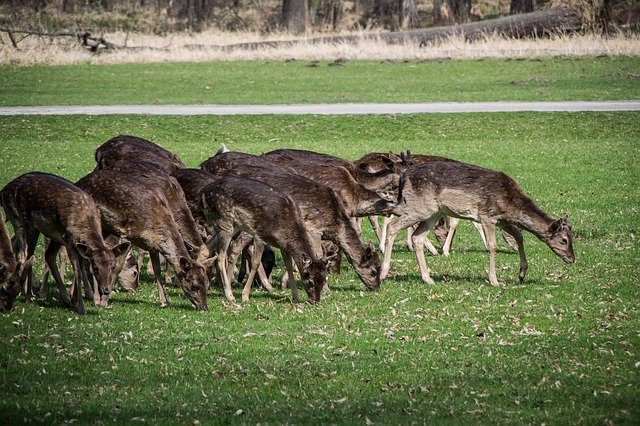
[363,243,375,261]
[112,241,131,258]
[76,243,93,259]
[549,217,568,234]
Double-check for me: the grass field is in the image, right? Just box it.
[0,110,638,424]
[1,56,640,106]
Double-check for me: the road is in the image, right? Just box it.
[0,101,639,116]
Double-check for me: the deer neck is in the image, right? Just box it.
[512,200,554,242]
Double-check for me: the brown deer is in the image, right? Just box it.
[0,210,33,312]
[380,161,575,286]
[204,164,382,294]
[101,160,208,261]
[171,167,274,291]
[75,170,210,310]
[199,175,327,303]
[0,172,129,314]
[95,134,185,172]
[262,148,403,192]
[202,151,396,220]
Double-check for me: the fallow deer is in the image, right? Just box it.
[380,161,575,286]
[199,175,327,303]
[205,164,382,294]
[0,210,33,312]
[75,170,210,310]
[95,134,185,172]
[0,172,129,314]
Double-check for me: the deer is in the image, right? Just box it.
[199,175,327,303]
[261,148,403,193]
[380,161,575,286]
[95,134,185,172]
[202,163,382,294]
[0,172,130,314]
[171,167,275,291]
[202,151,397,220]
[75,169,210,310]
[0,209,33,312]
[100,160,209,263]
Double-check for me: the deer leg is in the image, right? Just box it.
[214,231,236,303]
[406,225,415,252]
[44,239,72,308]
[241,240,265,303]
[378,216,392,252]
[501,224,527,284]
[150,251,170,307]
[257,263,273,291]
[282,250,301,303]
[441,217,460,257]
[381,215,422,280]
[480,219,501,286]
[368,216,382,241]
[411,216,442,284]
[22,226,39,302]
[65,247,86,315]
[473,221,488,250]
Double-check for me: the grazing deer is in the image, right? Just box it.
[380,161,575,286]
[261,148,402,194]
[200,175,327,303]
[76,170,210,310]
[171,168,274,290]
[102,160,208,261]
[203,151,396,220]
[0,172,129,314]
[95,134,185,172]
[206,164,382,294]
[0,210,33,312]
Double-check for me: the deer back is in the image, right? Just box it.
[95,134,185,172]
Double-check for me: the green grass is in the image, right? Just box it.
[1,56,639,106]
[0,112,638,424]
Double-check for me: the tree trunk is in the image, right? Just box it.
[510,0,535,15]
[446,0,471,23]
[283,0,309,33]
[401,0,419,29]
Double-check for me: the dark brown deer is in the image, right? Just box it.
[201,151,396,220]
[204,164,382,294]
[76,170,209,310]
[0,210,33,312]
[171,167,274,290]
[380,161,575,286]
[262,148,402,193]
[95,134,185,172]
[0,172,129,314]
[200,175,327,303]
[102,160,208,261]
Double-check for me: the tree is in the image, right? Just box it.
[510,0,535,14]
[283,0,309,33]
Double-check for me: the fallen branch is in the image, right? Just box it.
[217,8,583,51]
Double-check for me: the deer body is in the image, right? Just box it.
[381,161,575,286]
[0,172,126,314]
[200,175,327,303]
[76,170,209,310]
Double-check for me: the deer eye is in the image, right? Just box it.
[561,238,568,245]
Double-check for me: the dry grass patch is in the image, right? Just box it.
[1,30,639,66]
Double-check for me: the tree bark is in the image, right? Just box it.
[283,0,309,33]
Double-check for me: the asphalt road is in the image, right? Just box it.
[0,101,639,116]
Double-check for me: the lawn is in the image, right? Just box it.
[0,56,639,106]
[0,111,638,424]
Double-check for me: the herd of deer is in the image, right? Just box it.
[0,134,575,314]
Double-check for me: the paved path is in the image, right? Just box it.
[0,101,639,116]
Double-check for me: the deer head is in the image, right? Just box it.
[353,242,381,290]
[176,256,209,310]
[78,240,131,297]
[0,256,34,312]
[299,253,327,304]
[546,215,575,264]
